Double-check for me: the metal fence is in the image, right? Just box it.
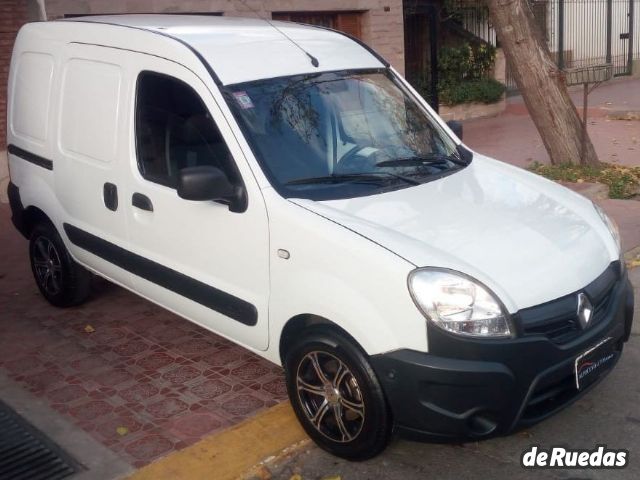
[452,0,639,91]
[554,0,635,74]
[455,1,497,46]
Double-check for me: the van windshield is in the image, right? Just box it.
[226,70,469,201]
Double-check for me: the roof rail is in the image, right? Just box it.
[296,22,390,68]
[59,19,224,86]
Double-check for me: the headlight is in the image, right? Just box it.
[408,269,511,338]
[593,202,621,253]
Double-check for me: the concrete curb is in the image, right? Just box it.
[625,246,640,269]
[606,111,640,121]
[128,402,307,480]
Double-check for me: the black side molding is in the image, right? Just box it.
[7,144,53,171]
[63,223,258,326]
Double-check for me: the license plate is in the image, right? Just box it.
[574,337,616,390]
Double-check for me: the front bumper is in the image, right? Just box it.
[370,267,634,442]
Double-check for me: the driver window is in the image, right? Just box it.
[135,71,235,188]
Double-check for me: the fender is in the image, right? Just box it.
[263,191,428,364]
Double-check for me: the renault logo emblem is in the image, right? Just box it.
[577,293,593,329]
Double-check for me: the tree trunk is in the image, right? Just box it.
[486,0,599,166]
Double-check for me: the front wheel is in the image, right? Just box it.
[284,328,392,460]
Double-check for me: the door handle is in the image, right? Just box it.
[132,193,154,212]
[103,183,118,211]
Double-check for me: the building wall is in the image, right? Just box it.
[44,0,405,74]
[1,0,29,201]
[1,0,29,151]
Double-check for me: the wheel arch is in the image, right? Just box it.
[279,313,366,365]
[22,205,54,238]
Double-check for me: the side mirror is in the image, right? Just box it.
[177,166,246,212]
[446,120,463,140]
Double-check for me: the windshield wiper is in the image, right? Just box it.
[376,152,468,168]
[285,172,420,186]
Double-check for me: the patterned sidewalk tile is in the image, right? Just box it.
[0,205,288,468]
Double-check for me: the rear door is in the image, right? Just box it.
[122,54,271,351]
[54,44,131,287]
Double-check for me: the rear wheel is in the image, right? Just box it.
[29,222,92,307]
[284,328,392,460]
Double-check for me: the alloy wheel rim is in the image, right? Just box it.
[296,351,365,443]
[33,236,63,296]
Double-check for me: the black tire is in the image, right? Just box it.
[29,221,92,307]
[284,327,392,460]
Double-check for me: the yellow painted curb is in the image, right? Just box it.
[127,402,306,480]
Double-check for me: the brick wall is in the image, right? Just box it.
[44,0,405,74]
[1,0,28,150]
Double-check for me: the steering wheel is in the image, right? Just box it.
[336,145,392,173]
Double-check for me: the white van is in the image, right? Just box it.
[7,15,634,459]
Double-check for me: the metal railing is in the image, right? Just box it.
[451,0,638,91]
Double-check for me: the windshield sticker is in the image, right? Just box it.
[233,91,254,110]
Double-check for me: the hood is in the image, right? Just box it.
[291,155,618,313]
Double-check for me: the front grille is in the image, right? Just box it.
[519,262,620,343]
[524,315,579,343]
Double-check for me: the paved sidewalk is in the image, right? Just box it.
[463,77,640,168]
[0,205,288,472]
[597,198,640,254]
[509,76,640,114]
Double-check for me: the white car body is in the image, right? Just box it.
[7,15,633,459]
[6,16,620,366]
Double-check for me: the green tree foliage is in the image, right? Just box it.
[438,42,506,105]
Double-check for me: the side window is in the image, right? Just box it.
[135,71,236,188]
